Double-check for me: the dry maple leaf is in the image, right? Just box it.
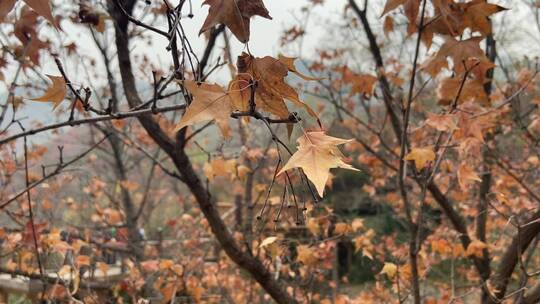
[200,0,271,43]
[232,53,318,120]
[381,0,420,22]
[175,81,232,138]
[455,112,495,144]
[23,0,56,27]
[278,131,358,197]
[422,0,505,47]
[424,36,495,81]
[29,74,66,108]
[404,147,436,170]
[463,0,506,36]
[22,221,47,245]
[437,77,488,105]
[420,55,449,78]
[457,163,482,190]
[349,74,378,97]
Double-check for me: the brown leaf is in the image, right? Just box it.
[103,208,123,225]
[423,0,505,46]
[235,53,318,119]
[381,0,420,31]
[465,239,488,258]
[338,66,378,98]
[200,0,271,43]
[175,81,233,138]
[29,75,66,107]
[437,77,488,105]
[420,55,448,78]
[429,36,495,81]
[463,1,506,36]
[23,0,56,27]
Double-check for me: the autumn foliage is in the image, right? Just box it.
[1,0,540,303]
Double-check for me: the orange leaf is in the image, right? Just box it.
[29,75,66,108]
[465,239,488,258]
[404,147,436,170]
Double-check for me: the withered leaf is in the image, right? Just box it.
[437,77,488,105]
[23,0,56,27]
[175,80,232,138]
[278,131,358,197]
[463,1,506,36]
[233,53,318,120]
[29,74,67,108]
[200,0,271,43]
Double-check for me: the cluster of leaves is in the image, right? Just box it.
[2,0,540,303]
